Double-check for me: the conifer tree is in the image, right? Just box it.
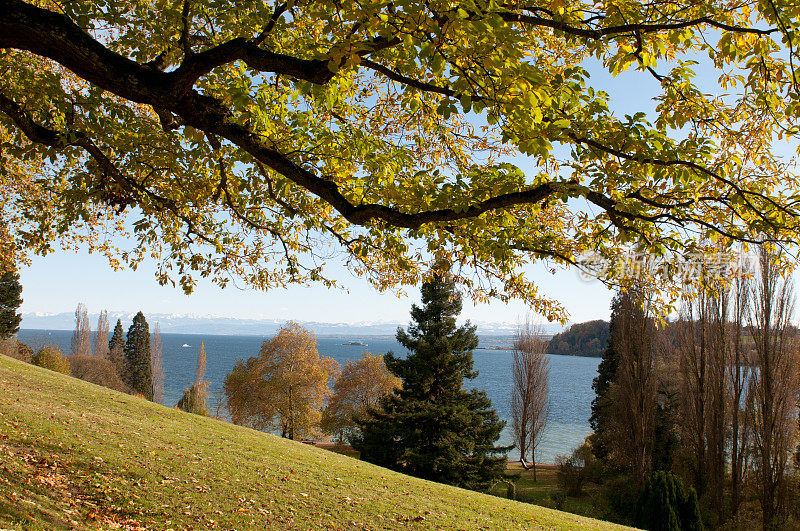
[125,311,153,400]
[635,471,704,531]
[353,268,509,490]
[108,318,126,377]
[589,293,622,462]
[0,270,22,339]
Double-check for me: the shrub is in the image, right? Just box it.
[70,355,128,392]
[556,453,584,497]
[0,337,17,359]
[598,475,640,525]
[576,441,603,483]
[556,442,598,497]
[634,470,703,531]
[31,345,70,375]
[16,342,33,363]
[176,381,210,416]
[0,338,32,362]
[551,491,566,510]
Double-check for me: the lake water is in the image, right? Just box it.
[18,329,599,463]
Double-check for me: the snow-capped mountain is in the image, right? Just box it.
[20,312,565,337]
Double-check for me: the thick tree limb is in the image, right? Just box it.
[0,0,334,103]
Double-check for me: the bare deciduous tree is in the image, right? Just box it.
[150,322,165,405]
[511,317,549,481]
[95,310,109,360]
[748,246,800,530]
[706,285,729,521]
[727,273,752,517]
[675,294,709,498]
[675,279,728,518]
[71,303,92,357]
[608,291,659,487]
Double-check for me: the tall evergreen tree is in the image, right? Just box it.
[0,270,22,339]
[353,269,509,490]
[109,319,125,355]
[589,293,622,462]
[108,318,126,377]
[125,312,153,400]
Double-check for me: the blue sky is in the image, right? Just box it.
[18,246,614,324]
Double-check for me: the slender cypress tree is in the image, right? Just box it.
[353,268,509,490]
[0,270,22,339]
[108,319,126,377]
[125,312,153,400]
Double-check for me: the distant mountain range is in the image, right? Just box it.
[21,311,566,337]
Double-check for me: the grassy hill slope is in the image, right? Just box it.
[0,356,631,530]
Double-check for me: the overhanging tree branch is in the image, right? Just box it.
[496,7,777,38]
[0,0,793,243]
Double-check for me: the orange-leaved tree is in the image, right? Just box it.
[224,322,339,440]
[321,351,401,443]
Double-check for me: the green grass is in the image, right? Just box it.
[0,355,632,530]
[490,463,604,519]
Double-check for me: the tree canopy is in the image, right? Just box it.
[321,350,400,442]
[546,319,610,357]
[223,321,339,439]
[2,0,800,319]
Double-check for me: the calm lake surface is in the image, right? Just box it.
[19,329,600,463]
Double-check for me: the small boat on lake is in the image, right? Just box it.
[181,344,191,347]
[343,341,368,346]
